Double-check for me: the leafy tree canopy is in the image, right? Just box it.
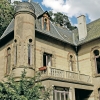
[0,0,14,37]
[0,70,51,100]
[49,11,77,30]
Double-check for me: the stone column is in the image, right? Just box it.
[69,87,76,100]
[49,85,54,100]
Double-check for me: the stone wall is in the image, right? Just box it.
[0,40,13,80]
[35,37,77,72]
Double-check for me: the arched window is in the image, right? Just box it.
[6,47,11,74]
[42,13,50,31]
[69,55,74,71]
[28,39,33,65]
[14,39,17,65]
[94,50,99,56]
[67,53,76,72]
[94,50,100,74]
[98,88,100,100]
[44,18,47,30]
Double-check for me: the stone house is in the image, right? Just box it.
[0,1,100,100]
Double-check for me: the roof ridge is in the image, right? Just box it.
[0,19,14,39]
[37,2,44,12]
[87,18,100,25]
[31,1,44,12]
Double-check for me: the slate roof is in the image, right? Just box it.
[31,2,44,17]
[0,19,14,39]
[1,1,100,46]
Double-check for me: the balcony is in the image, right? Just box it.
[40,67,92,84]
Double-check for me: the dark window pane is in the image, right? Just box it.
[94,50,99,56]
[43,54,46,66]
[98,88,100,100]
[7,48,11,74]
[28,44,31,65]
[15,46,17,65]
[96,57,100,73]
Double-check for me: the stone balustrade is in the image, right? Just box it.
[40,66,92,84]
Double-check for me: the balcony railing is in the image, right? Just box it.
[40,67,92,84]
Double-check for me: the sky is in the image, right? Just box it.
[11,0,100,26]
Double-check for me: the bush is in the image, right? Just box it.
[0,69,51,100]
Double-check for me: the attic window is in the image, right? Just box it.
[44,18,47,30]
[42,14,50,31]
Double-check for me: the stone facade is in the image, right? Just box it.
[0,1,100,100]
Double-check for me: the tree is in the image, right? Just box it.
[49,11,77,30]
[0,69,51,100]
[0,0,14,37]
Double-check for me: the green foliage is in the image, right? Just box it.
[0,69,51,100]
[0,0,14,37]
[49,11,77,30]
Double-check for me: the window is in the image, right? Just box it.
[68,53,76,71]
[43,53,52,67]
[15,45,17,65]
[69,55,74,71]
[94,50,100,74]
[53,87,69,100]
[14,39,17,65]
[94,50,99,56]
[42,14,50,31]
[6,47,11,75]
[44,18,47,30]
[28,39,32,65]
[98,88,100,100]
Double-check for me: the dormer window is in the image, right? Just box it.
[44,18,47,30]
[42,15,50,31]
[39,11,50,31]
[38,11,50,31]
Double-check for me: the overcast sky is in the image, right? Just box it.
[11,0,100,26]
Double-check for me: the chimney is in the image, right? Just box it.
[77,15,87,41]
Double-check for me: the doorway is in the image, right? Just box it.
[75,88,93,100]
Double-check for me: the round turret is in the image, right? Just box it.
[15,2,35,15]
[13,2,36,79]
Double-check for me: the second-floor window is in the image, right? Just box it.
[43,53,52,67]
[94,50,100,74]
[6,47,11,75]
[69,55,74,71]
[28,39,33,65]
[14,39,17,65]
[98,88,100,100]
